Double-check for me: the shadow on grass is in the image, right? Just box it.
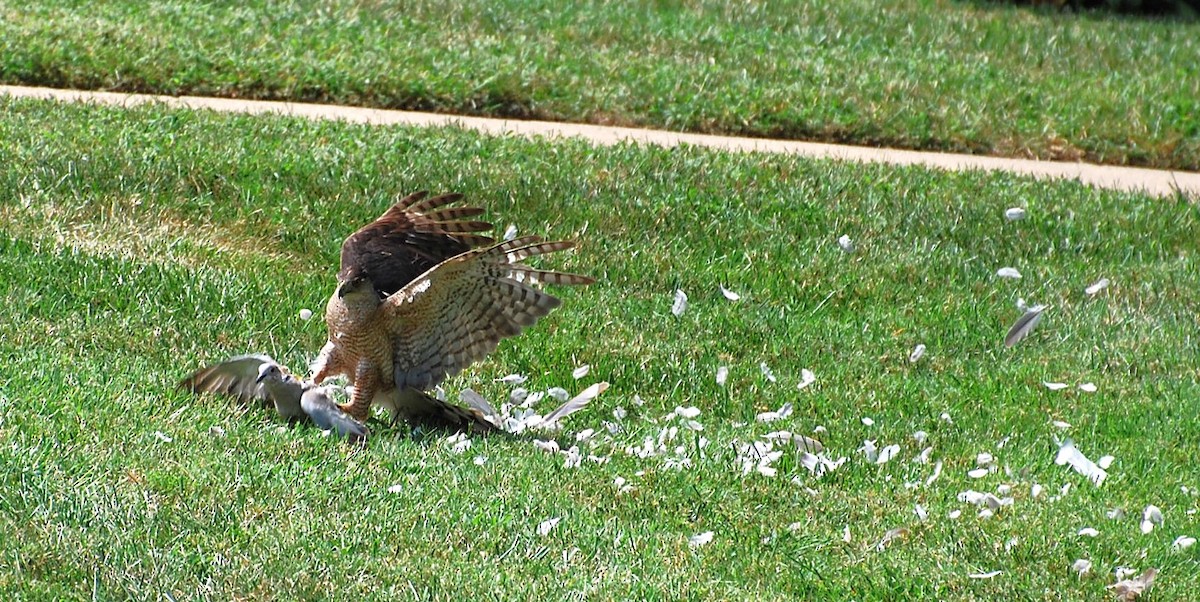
[965,0,1199,19]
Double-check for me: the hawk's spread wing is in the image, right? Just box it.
[339,191,494,297]
[383,236,594,391]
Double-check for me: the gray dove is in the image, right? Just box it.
[179,354,368,440]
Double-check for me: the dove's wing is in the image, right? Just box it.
[178,354,278,402]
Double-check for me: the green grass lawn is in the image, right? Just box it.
[1,97,1198,600]
[2,0,1199,171]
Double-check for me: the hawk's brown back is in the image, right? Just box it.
[339,191,494,298]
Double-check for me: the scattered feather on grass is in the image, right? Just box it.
[1085,278,1110,296]
[688,531,714,547]
[860,440,898,464]
[759,362,776,383]
[915,447,934,464]
[1172,536,1196,551]
[1005,207,1027,221]
[298,308,313,321]
[572,364,591,379]
[925,461,943,486]
[1005,304,1048,347]
[838,234,855,253]
[537,382,608,429]
[1072,559,1093,576]
[536,517,561,537]
[498,374,527,385]
[909,344,926,363]
[443,432,471,454]
[875,527,909,550]
[968,570,1002,580]
[797,369,816,389]
[1140,505,1163,534]
[533,439,560,454]
[671,289,688,316]
[798,451,847,477]
[1107,568,1156,601]
[996,267,1022,279]
[958,490,1013,512]
[716,365,728,386]
[876,444,900,464]
[720,285,740,301]
[756,402,792,423]
[1045,382,1070,391]
[460,389,499,420]
[1055,439,1108,486]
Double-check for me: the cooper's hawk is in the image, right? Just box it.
[181,191,595,435]
[179,354,369,440]
[311,195,594,425]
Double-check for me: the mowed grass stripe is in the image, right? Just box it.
[1,0,1198,170]
[0,98,1197,600]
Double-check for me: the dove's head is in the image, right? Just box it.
[255,362,285,385]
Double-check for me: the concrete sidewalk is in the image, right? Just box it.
[4,85,1197,200]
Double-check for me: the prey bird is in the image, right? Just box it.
[311,192,594,426]
[179,354,369,440]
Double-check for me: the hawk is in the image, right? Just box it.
[179,191,597,435]
[310,194,595,426]
[179,354,369,440]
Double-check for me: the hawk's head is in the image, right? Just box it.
[336,272,376,300]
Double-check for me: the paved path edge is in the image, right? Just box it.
[3,85,1197,200]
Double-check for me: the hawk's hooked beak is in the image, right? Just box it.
[337,276,367,299]
[255,371,268,384]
